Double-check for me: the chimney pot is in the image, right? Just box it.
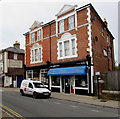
[104,18,108,27]
[13,41,20,49]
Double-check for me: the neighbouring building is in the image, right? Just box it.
[24,3,114,95]
[0,41,25,87]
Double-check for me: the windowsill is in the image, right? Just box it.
[30,60,43,64]
[57,54,78,60]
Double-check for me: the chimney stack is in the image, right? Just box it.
[13,41,20,49]
[104,18,108,27]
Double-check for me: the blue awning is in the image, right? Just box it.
[47,66,87,76]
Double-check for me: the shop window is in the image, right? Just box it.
[27,70,33,79]
[75,75,87,87]
[52,76,60,86]
[40,69,48,86]
[33,70,39,80]
[68,15,74,30]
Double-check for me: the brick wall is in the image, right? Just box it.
[25,5,114,76]
[91,8,114,75]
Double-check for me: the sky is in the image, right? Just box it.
[0,0,119,65]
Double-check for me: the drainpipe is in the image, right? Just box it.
[48,23,52,90]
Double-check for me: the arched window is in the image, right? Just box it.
[57,32,77,60]
[31,43,42,63]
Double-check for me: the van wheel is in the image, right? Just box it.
[20,90,25,96]
[33,92,38,99]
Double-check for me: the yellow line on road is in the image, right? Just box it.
[0,104,26,119]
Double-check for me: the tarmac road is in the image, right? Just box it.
[2,89,119,118]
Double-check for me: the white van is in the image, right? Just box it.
[20,80,51,98]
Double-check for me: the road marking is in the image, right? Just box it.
[54,102,61,105]
[70,105,78,108]
[0,108,14,118]
[0,104,26,119]
[91,109,100,112]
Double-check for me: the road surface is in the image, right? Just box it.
[2,90,119,118]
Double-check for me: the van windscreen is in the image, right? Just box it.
[33,83,45,88]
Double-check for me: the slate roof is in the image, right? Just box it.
[3,47,25,54]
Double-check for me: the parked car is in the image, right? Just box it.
[20,80,51,99]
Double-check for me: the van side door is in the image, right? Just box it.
[28,83,34,95]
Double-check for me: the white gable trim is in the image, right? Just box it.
[56,4,77,17]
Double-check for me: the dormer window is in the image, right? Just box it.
[59,20,64,33]
[68,15,74,30]
[31,33,35,43]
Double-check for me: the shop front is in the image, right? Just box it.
[26,67,49,87]
[48,66,89,95]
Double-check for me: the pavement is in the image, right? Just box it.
[1,88,119,109]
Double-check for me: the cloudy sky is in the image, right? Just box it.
[0,0,119,65]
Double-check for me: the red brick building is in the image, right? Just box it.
[24,4,114,95]
[0,41,25,87]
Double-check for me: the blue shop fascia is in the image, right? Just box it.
[47,56,93,95]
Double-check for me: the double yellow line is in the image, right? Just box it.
[0,104,26,119]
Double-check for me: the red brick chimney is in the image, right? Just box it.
[13,41,20,49]
[104,18,108,27]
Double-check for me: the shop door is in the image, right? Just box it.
[17,75,24,88]
[65,76,71,94]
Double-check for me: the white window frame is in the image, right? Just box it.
[57,33,77,60]
[14,54,17,60]
[68,15,75,30]
[59,20,64,33]
[71,39,76,55]
[37,30,41,41]
[31,43,43,64]
[64,40,70,56]
[31,33,35,43]
[103,49,107,57]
